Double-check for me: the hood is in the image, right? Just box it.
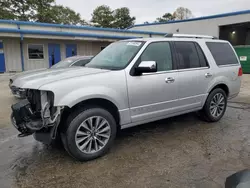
[11,68,48,81]
[12,67,110,89]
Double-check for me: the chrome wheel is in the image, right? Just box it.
[75,116,111,154]
[210,93,225,118]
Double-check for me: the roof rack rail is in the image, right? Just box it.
[164,33,218,39]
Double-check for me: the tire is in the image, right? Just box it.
[200,88,227,122]
[61,107,117,161]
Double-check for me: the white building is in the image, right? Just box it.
[0,20,165,73]
[1,10,250,73]
[129,10,250,46]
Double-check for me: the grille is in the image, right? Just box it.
[26,90,41,113]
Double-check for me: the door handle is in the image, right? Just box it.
[165,77,175,83]
[205,73,212,78]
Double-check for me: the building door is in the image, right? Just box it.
[66,44,77,58]
[0,41,6,72]
[48,44,61,67]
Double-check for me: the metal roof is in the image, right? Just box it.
[0,28,144,40]
[0,19,166,35]
[128,9,250,29]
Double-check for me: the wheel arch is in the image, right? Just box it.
[208,83,229,97]
[60,98,121,131]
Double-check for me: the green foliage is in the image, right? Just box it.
[0,0,86,25]
[0,0,33,20]
[51,5,87,25]
[155,7,193,23]
[91,5,114,28]
[156,13,175,22]
[91,5,135,28]
[30,0,55,23]
[113,7,135,29]
[0,1,15,20]
[0,2,134,27]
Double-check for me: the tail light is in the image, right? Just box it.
[238,67,243,77]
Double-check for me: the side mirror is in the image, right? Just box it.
[135,61,157,75]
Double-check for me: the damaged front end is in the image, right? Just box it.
[11,89,63,144]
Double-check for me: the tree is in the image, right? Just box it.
[51,5,87,25]
[91,5,114,28]
[0,0,15,20]
[11,0,34,21]
[0,0,88,25]
[31,0,55,23]
[156,13,175,22]
[173,7,193,20]
[0,0,33,21]
[113,7,135,29]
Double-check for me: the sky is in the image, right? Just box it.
[56,0,250,24]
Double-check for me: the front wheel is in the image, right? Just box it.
[200,88,227,122]
[61,107,117,161]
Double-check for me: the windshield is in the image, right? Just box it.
[86,41,144,70]
[50,58,75,69]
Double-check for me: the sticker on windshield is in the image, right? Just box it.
[127,42,142,46]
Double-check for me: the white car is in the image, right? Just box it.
[9,56,93,98]
[10,34,242,161]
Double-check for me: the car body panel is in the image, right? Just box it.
[12,67,109,89]
[126,70,179,122]
[39,70,131,125]
[10,37,242,129]
[10,56,93,98]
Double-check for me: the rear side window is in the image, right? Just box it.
[206,42,239,66]
[195,43,208,67]
[174,42,201,69]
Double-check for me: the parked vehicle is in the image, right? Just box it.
[10,34,242,161]
[9,56,93,98]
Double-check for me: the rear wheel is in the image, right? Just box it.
[61,107,117,161]
[200,88,227,122]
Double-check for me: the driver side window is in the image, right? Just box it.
[141,42,173,72]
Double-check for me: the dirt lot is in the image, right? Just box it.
[0,75,250,188]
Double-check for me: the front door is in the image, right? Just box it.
[66,44,77,58]
[48,44,61,67]
[126,42,179,123]
[0,41,6,72]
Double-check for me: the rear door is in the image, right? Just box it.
[173,41,211,110]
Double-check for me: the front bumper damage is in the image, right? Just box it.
[11,90,63,143]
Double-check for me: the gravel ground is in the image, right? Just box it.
[0,74,250,188]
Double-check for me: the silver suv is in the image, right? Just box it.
[10,34,242,161]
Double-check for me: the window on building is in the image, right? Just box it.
[141,42,173,71]
[174,42,200,69]
[206,42,239,66]
[28,44,44,59]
